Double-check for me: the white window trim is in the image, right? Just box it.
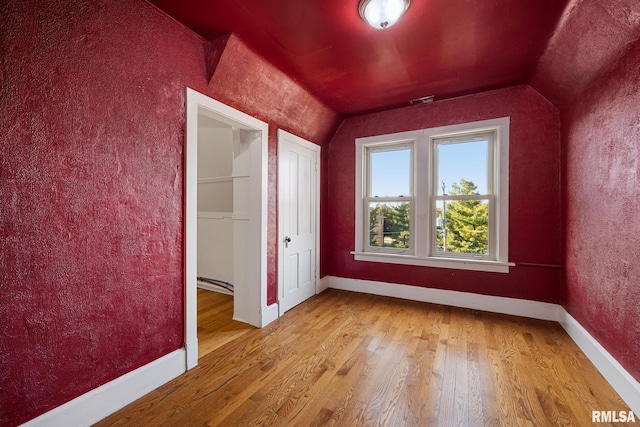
[353,117,514,274]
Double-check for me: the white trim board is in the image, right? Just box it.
[558,311,640,415]
[20,349,186,427]
[185,88,271,371]
[325,275,640,416]
[327,275,560,320]
[261,303,280,327]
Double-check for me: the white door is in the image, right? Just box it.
[278,130,319,314]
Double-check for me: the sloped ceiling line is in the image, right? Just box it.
[529,0,640,109]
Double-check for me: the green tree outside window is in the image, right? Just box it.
[436,179,489,255]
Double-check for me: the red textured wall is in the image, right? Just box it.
[325,85,562,302]
[562,39,640,382]
[0,1,207,424]
[209,33,341,303]
[0,1,339,425]
[530,0,640,109]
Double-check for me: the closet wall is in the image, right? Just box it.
[197,116,234,291]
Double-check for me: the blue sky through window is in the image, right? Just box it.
[370,148,410,197]
[369,141,488,196]
[438,140,488,195]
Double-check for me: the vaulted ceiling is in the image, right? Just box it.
[147,0,640,115]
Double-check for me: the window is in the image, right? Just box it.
[366,144,413,253]
[433,132,492,259]
[354,117,512,273]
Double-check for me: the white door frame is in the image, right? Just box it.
[185,88,277,370]
[277,129,321,315]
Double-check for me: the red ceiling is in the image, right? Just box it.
[147,0,570,115]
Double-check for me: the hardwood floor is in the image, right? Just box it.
[197,288,255,358]
[95,289,633,426]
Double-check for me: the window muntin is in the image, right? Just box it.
[364,144,413,254]
[353,117,510,273]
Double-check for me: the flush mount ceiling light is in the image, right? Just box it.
[359,0,411,29]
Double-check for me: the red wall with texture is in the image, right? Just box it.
[0,2,205,424]
[561,39,640,382]
[325,85,563,303]
[0,1,338,425]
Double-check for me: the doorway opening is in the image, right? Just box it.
[184,88,276,369]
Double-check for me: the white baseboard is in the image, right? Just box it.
[558,310,640,416]
[21,348,187,427]
[326,275,560,320]
[325,275,640,416]
[261,303,279,327]
[317,276,330,293]
[185,338,199,370]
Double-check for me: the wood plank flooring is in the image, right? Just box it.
[95,289,634,426]
[196,288,255,358]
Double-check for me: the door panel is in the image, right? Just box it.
[278,130,319,314]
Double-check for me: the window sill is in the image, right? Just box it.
[351,251,514,273]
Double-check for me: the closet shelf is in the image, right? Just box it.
[198,176,232,184]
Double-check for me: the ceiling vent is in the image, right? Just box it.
[409,95,434,105]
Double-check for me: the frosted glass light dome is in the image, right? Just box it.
[359,0,410,29]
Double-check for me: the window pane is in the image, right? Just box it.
[369,148,410,197]
[435,199,489,255]
[437,140,488,195]
[368,202,410,249]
